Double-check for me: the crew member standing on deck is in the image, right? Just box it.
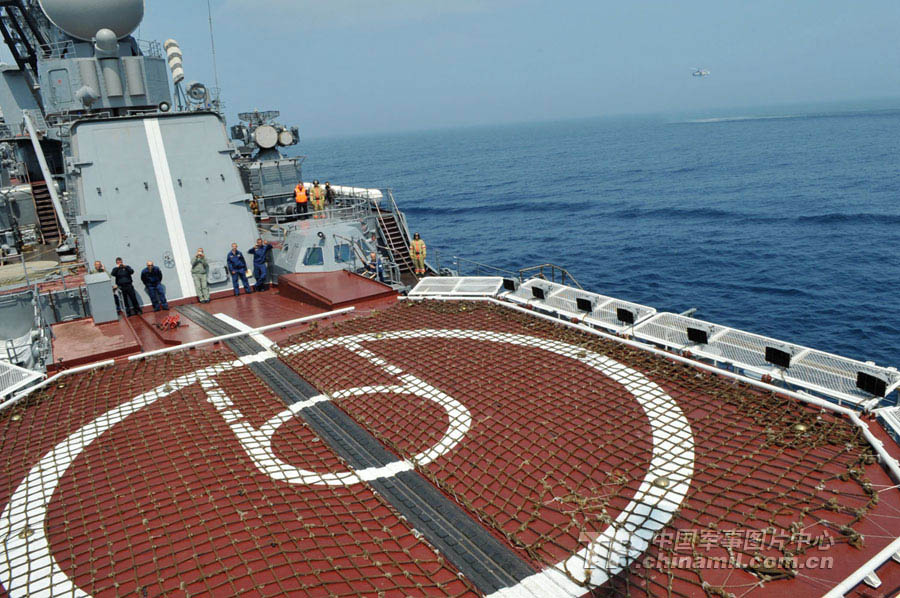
[294,181,308,218]
[140,260,169,311]
[411,232,427,276]
[325,181,336,207]
[111,257,142,316]
[192,248,210,303]
[226,243,253,295]
[311,180,325,219]
[248,238,273,292]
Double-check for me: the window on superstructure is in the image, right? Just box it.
[303,246,324,266]
[333,244,352,263]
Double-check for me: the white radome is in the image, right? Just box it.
[254,125,279,150]
[39,0,144,41]
[278,130,294,146]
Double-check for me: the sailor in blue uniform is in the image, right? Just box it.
[140,260,169,311]
[365,252,385,283]
[248,238,273,292]
[226,243,253,295]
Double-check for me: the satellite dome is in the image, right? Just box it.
[38,0,144,42]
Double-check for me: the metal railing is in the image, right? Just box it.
[268,197,370,226]
[445,254,519,279]
[518,264,583,289]
[0,359,43,399]
[431,254,582,289]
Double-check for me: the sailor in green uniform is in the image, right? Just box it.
[192,247,211,303]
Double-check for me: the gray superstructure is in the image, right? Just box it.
[0,0,421,371]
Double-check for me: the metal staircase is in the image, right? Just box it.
[29,180,61,243]
[374,192,414,273]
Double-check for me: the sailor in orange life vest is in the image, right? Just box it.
[311,180,326,219]
[294,181,308,218]
[410,232,427,276]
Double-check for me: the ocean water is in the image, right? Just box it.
[299,110,900,367]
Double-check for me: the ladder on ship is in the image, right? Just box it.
[374,190,415,274]
[28,179,61,244]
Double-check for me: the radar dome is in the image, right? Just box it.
[38,0,144,42]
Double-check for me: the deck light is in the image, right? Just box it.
[576,297,594,312]
[531,286,545,300]
[687,327,709,345]
[616,308,635,325]
[856,372,887,397]
[765,346,792,369]
[502,278,517,292]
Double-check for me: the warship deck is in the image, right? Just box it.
[3,288,900,597]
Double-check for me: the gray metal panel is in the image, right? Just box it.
[0,67,40,133]
[0,185,38,230]
[70,113,257,303]
[156,115,257,286]
[244,159,303,198]
[39,56,170,114]
[84,272,117,323]
[0,292,34,338]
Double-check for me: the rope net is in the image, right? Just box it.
[0,350,480,598]
[278,301,895,598]
[0,300,895,598]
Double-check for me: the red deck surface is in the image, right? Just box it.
[49,317,141,371]
[278,271,397,309]
[7,299,900,597]
[48,285,398,364]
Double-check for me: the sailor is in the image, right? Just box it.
[410,232,427,276]
[226,243,253,295]
[111,257,142,316]
[325,181,336,207]
[249,197,261,223]
[364,251,385,282]
[140,260,169,311]
[311,180,325,219]
[294,181,308,218]
[248,238,273,292]
[192,248,211,303]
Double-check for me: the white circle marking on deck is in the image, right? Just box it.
[0,329,694,598]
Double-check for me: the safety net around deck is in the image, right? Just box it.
[0,301,896,598]
[277,301,899,598]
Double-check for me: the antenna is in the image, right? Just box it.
[207,0,221,102]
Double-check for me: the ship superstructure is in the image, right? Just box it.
[0,2,899,598]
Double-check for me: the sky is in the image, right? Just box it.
[133,1,899,137]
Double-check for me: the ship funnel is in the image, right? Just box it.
[165,39,184,84]
[38,0,144,42]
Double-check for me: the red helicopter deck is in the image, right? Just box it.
[2,296,900,598]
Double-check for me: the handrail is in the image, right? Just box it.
[23,113,70,238]
[372,190,414,273]
[331,232,367,271]
[450,255,519,279]
[518,263,583,289]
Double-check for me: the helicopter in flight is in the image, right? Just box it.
[692,68,711,77]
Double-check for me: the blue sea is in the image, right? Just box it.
[300,109,900,367]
